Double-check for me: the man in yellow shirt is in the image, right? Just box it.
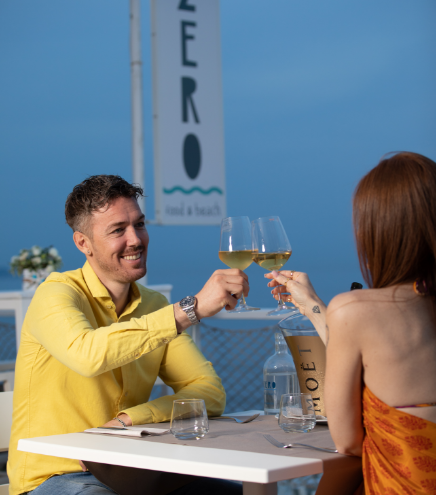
[8,175,247,495]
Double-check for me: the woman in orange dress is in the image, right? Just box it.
[267,152,436,494]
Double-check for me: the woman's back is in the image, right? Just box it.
[329,284,436,423]
[323,151,436,492]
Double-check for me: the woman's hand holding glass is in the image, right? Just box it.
[265,270,324,316]
[267,269,328,342]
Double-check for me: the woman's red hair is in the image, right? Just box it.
[353,152,436,294]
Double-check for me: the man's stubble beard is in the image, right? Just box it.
[93,250,147,284]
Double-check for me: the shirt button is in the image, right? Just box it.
[106,304,112,309]
[163,339,169,344]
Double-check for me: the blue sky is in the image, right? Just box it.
[1,0,435,312]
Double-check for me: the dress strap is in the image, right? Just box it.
[396,402,436,408]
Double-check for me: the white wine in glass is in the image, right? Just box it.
[251,252,292,272]
[218,250,253,271]
[219,216,260,312]
[251,216,299,316]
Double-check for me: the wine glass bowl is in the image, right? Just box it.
[251,216,299,316]
[219,216,260,312]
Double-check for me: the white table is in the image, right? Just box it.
[18,432,321,495]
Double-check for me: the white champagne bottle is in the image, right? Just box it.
[263,332,299,415]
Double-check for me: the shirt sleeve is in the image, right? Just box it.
[26,280,178,378]
[120,333,226,424]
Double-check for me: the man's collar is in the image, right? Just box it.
[82,261,142,308]
[82,261,112,298]
[123,281,142,315]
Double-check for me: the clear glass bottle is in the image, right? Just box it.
[263,332,299,415]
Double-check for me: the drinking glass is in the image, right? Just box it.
[251,216,299,316]
[219,216,260,312]
[170,399,209,440]
[279,393,316,433]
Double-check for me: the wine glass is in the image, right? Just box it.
[251,216,299,316]
[219,216,260,312]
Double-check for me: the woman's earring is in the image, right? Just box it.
[413,279,428,296]
[87,250,91,255]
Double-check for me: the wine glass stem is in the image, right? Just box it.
[241,294,248,306]
[277,288,287,308]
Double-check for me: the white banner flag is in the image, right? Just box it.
[151,0,226,225]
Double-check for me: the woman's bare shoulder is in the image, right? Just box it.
[332,285,413,307]
[327,289,381,328]
[327,287,406,333]
[328,288,374,310]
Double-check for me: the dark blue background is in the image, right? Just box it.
[1,0,435,310]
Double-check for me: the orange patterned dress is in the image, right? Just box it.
[362,387,436,495]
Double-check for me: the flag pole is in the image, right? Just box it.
[130,0,147,286]
[130,0,145,217]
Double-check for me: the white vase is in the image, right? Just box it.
[22,268,50,291]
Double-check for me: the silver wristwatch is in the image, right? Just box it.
[179,296,200,325]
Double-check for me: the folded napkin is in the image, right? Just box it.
[85,426,169,437]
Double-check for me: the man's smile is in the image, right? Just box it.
[121,252,142,261]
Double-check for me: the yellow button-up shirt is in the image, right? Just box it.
[8,262,225,495]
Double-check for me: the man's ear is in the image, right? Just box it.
[73,231,93,257]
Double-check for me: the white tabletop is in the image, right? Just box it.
[18,431,322,495]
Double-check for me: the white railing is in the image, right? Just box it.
[188,308,283,348]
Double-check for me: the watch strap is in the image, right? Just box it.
[179,297,200,325]
[184,307,200,325]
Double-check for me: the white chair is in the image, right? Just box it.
[0,360,15,392]
[0,391,13,494]
[0,374,13,392]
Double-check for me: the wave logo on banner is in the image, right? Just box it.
[164,186,223,195]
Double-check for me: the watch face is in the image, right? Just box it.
[180,296,196,309]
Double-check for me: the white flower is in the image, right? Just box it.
[32,246,42,256]
[48,247,58,257]
[32,256,42,265]
[45,265,55,273]
[20,251,29,260]
[10,255,19,264]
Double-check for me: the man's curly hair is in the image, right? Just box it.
[65,175,143,234]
